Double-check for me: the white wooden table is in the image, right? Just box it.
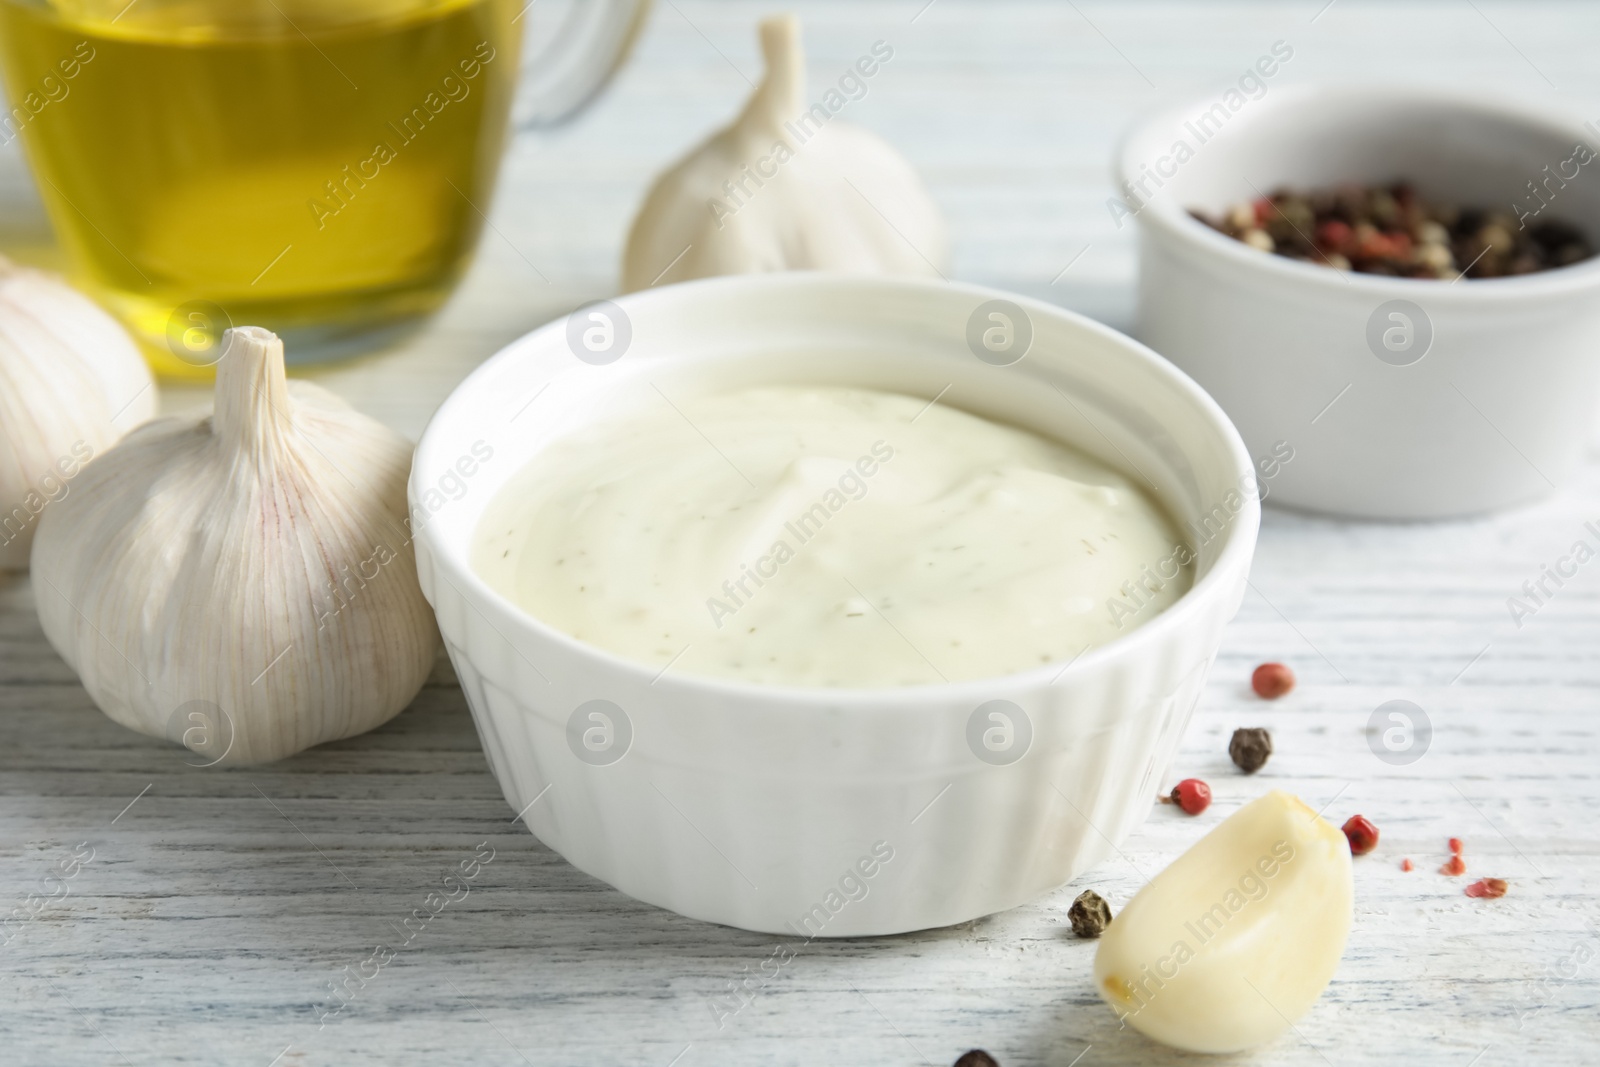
[4,2,1599,1064]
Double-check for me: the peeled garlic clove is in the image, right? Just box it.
[1094,790,1353,1053]
[0,257,156,569]
[32,326,438,765]
[621,14,948,291]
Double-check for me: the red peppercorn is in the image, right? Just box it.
[1358,231,1413,261]
[1342,814,1379,855]
[1356,231,1389,259]
[1400,858,1414,872]
[1440,855,1466,876]
[1251,662,1295,699]
[1464,877,1507,899]
[1315,219,1352,252]
[1448,837,1463,856]
[1169,778,1211,815]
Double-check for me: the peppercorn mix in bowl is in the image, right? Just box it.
[1191,182,1593,280]
[1118,84,1600,518]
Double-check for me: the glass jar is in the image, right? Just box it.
[0,0,646,376]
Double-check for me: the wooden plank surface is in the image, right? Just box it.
[3,2,1600,1064]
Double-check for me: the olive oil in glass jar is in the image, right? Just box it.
[0,0,521,376]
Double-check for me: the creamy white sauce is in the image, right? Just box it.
[473,385,1190,687]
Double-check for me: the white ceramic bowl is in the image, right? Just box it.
[409,274,1258,935]
[1119,84,1600,519]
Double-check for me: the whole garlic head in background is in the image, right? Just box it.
[0,258,157,569]
[621,14,948,290]
[32,327,439,766]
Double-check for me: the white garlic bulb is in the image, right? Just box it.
[1094,791,1353,1053]
[621,14,948,291]
[32,326,438,766]
[0,257,156,569]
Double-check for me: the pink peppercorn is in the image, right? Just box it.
[1465,878,1507,899]
[1251,662,1295,699]
[1169,778,1211,815]
[1342,815,1379,856]
[1316,219,1352,252]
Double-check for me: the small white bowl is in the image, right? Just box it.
[1119,84,1600,519]
[409,274,1258,935]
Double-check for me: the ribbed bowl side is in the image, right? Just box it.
[428,539,1240,935]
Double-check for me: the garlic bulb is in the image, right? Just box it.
[621,14,948,291]
[0,257,156,569]
[1094,791,1353,1053]
[32,327,438,766]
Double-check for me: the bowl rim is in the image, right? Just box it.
[411,272,1259,708]
[1114,81,1600,300]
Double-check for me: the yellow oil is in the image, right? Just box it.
[0,0,520,377]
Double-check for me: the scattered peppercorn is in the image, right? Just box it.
[1068,889,1113,939]
[1464,877,1508,899]
[1169,778,1212,815]
[1401,858,1414,872]
[1342,814,1379,856]
[1228,727,1273,773]
[1439,837,1466,875]
[1190,181,1594,279]
[953,1051,1000,1067]
[1251,662,1295,699]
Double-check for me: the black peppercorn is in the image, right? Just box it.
[1229,727,1273,774]
[1067,889,1112,939]
[953,1051,999,1067]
